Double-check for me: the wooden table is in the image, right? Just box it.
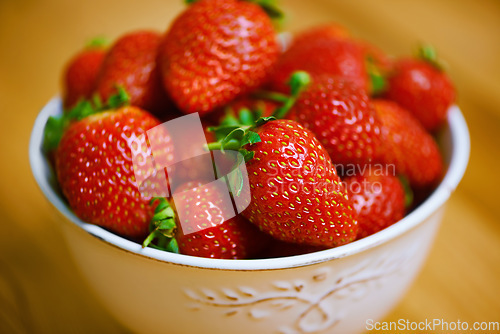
[1,0,499,332]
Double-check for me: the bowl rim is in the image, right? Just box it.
[29,98,470,271]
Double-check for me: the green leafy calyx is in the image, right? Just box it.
[249,0,284,20]
[417,44,446,71]
[206,71,310,160]
[366,56,387,96]
[86,36,109,49]
[142,198,179,253]
[43,87,130,152]
[253,71,311,119]
[398,175,414,209]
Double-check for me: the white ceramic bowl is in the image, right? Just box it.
[30,98,469,334]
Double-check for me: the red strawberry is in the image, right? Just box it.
[215,119,359,247]
[55,106,174,239]
[291,23,351,46]
[372,99,443,188]
[166,122,218,193]
[258,240,327,258]
[159,0,279,115]
[289,75,382,167]
[202,122,216,143]
[62,41,106,110]
[94,30,169,115]
[268,28,369,93]
[385,47,455,131]
[343,171,406,239]
[143,182,270,259]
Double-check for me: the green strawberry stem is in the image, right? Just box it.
[418,44,437,63]
[366,56,386,96]
[107,85,130,109]
[219,112,241,127]
[206,139,242,152]
[417,44,446,71]
[369,71,386,96]
[254,71,311,119]
[253,91,289,103]
[287,71,312,96]
[142,198,179,253]
[253,71,311,119]
[86,36,109,49]
[272,97,297,119]
[204,73,311,175]
[43,86,130,152]
[211,71,309,134]
[218,107,261,130]
[248,0,284,20]
[205,116,277,196]
[398,175,414,208]
[271,71,309,118]
[207,117,275,153]
[237,108,257,125]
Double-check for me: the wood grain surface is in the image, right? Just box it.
[0,0,499,333]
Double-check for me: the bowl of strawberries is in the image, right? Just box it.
[29,0,469,333]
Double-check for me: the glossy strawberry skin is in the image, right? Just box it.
[291,24,350,46]
[290,76,382,167]
[55,106,172,239]
[63,47,106,110]
[268,31,369,93]
[385,58,455,131]
[372,99,443,188]
[242,119,358,247]
[159,0,279,115]
[343,171,405,239]
[94,30,168,114]
[173,181,269,259]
